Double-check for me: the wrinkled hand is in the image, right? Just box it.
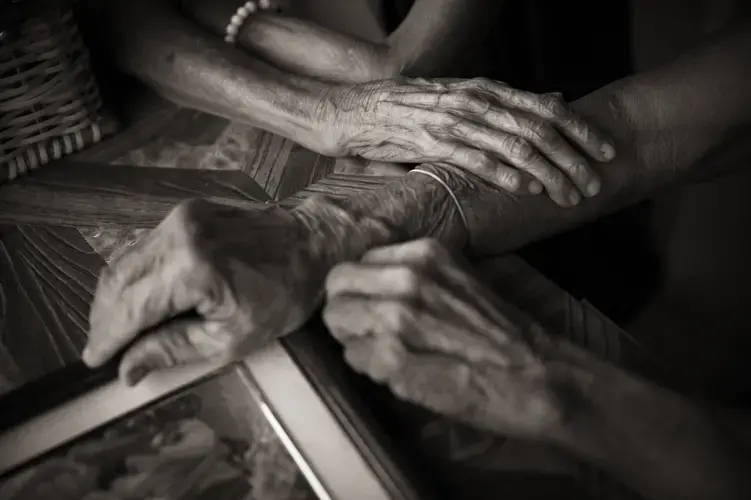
[317,77,616,206]
[323,238,564,439]
[82,199,329,386]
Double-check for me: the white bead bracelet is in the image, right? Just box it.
[224,1,258,44]
[224,0,280,44]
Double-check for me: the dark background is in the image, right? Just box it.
[384,0,659,325]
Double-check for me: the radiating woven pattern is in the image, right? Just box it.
[0,3,118,181]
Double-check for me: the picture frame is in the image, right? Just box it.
[0,316,436,500]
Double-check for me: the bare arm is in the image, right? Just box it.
[296,17,751,258]
[181,0,501,82]
[544,340,751,500]
[93,0,334,150]
[95,0,604,196]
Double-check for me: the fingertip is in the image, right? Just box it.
[600,142,617,161]
[81,346,102,368]
[528,180,544,195]
[585,177,601,197]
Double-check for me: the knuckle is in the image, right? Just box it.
[544,170,568,191]
[384,301,412,331]
[468,77,493,90]
[393,266,422,295]
[471,152,496,174]
[170,198,202,224]
[500,170,522,191]
[567,162,590,178]
[324,263,352,292]
[431,111,457,128]
[167,199,207,239]
[96,262,116,286]
[506,137,537,164]
[564,117,591,139]
[526,119,557,143]
[414,238,443,260]
[540,93,568,117]
[454,90,475,108]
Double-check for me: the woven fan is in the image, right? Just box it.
[0,0,120,181]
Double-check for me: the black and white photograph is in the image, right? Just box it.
[1,0,750,498]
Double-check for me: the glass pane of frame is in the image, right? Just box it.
[0,365,316,500]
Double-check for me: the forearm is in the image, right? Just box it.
[185,0,499,83]
[182,0,398,83]
[297,18,751,259]
[97,0,329,145]
[547,340,751,500]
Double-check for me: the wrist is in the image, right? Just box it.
[539,339,611,456]
[410,164,482,251]
[290,194,397,269]
[290,167,470,264]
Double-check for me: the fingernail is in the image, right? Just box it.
[585,178,601,197]
[569,190,581,206]
[600,143,616,161]
[528,180,543,194]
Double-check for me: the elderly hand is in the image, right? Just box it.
[317,77,616,207]
[323,238,566,439]
[82,197,384,386]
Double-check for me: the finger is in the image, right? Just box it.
[430,143,540,194]
[117,318,233,386]
[323,296,413,343]
[85,247,224,369]
[446,123,578,206]
[420,87,598,198]
[536,92,617,163]
[466,82,617,162]
[484,110,602,197]
[324,295,516,367]
[378,104,540,194]
[325,263,424,299]
[360,238,449,267]
[342,335,408,383]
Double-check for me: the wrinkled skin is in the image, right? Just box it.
[323,238,564,439]
[319,77,616,206]
[82,198,354,385]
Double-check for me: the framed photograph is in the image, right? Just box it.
[0,318,435,500]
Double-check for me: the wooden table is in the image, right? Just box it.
[0,93,646,499]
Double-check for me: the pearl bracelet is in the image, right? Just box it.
[224,0,273,44]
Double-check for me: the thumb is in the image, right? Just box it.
[118,318,233,386]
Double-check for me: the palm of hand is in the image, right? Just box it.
[323,238,564,439]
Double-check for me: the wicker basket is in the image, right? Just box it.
[0,0,120,182]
